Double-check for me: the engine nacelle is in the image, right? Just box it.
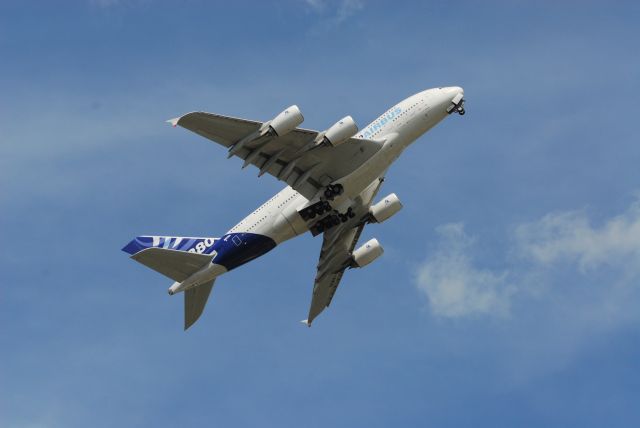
[369,193,403,223]
[267,105,304,136]
[322,115,358,147]
[352,238,384,268]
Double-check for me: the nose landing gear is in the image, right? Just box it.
[447,93,466,116]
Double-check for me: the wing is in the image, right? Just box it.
[304,178,385,325]
[172,111,383,200]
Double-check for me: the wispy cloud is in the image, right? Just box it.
[304,0,326,13]
[335,0,365,24]
[88,0,144,8]
[89,0,122,7]
[416,224,512,318]
[414,199,640,381]
[303,0,365,28]
[515,200,640,272]
[417,197,640,319]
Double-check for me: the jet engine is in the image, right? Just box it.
[369,193,403,223]
[265,105,304,136]
[320,115,358,147]
[352,238,384,268]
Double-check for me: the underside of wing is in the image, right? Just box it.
[172,111,383,200]
[305,179,386,325]
[173,111,261,147]
[306,224,365,324]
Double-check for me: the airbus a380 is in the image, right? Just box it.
[123,86,466,329]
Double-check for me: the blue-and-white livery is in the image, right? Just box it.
[123,86,466,330]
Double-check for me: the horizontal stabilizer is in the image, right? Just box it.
[130,248,212,282]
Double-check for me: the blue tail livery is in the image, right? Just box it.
[122,236,219,256]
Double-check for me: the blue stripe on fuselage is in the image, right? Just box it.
[211,233,276,271]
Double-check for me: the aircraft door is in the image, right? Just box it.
[420,97,432,122]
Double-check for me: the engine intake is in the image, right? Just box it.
[267,105,304,136]
[352,238,384,268]
[369,193,403,223]
[321,115,358,147]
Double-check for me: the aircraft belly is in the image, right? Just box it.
[271,210,307,242]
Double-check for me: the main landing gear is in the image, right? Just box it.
[310,207,355,236]
[323,183,344,201]
[299,200,332,221]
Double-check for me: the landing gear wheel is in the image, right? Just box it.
[324,184,344,200]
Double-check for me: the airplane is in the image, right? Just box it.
[122,86,466,330]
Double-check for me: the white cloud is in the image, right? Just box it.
[515,200,640,271]
[335,0,365,23]
[303,0,365,27]
[304,0,326,13]
[89,0,122,7]
[414,199,640,382]
[89,0,146,8]
[417,198,640,319]
[416,223,512,318]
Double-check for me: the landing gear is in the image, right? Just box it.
[299,200,332,221]
[337,207,356,223]
[323,183,344,201]
[447,94,466,116]
[309,207,356,236]
[311,214,339,235]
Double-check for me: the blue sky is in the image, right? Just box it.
[2,1,640,427]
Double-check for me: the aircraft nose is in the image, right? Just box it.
[444,86,464,96]
[440,86,465,115]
